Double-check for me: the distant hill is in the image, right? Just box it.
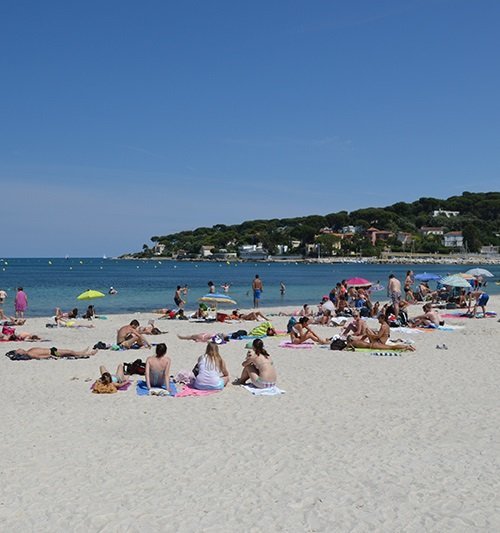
[131,192,500,258]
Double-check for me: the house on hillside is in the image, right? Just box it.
[420,226,445,236]
[480,245,499,255]
[200,245,213,257]
[153,243,166,255]
[239,244,269,260]
[443,231,463,248]
[366,227,394,246]
[432,209,459,218]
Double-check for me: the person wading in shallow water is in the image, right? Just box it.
[252,275,263,308]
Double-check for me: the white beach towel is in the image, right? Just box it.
[242,384,286,396]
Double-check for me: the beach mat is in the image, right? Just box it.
[136,380,218,397]
[242,384,286,396]
[279,341,314,349]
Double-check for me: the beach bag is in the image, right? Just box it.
[230,329,247,339]
[286,317,297,333]
[124,359,146,375]
[330,338,347,351]
[2,326,15,337]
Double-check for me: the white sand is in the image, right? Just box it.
[1,298,499,532]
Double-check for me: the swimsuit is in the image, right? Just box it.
[478,294,489,306]
[253,289,262,299]
[254,377,276,389]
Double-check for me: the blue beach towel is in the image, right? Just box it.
[136,380,178,396]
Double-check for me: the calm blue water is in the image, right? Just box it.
[0,258,498,317]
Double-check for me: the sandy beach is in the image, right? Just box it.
[1,298,499,532]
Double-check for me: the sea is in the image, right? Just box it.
[1,258,498,317]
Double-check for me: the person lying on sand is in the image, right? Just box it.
[289,316,330,345]
[117,320,151,349]
[137,320,164,335]
[178,333,218,343]
[55,307,79,319]
[55,317,95,328]
[5,347,98,360]
[96,364,130,389]
[230,309,269,321]
[0,328,42,341]
[0,311,26,325]
[233,339,277,388]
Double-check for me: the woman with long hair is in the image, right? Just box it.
[233,338,277,389]
[192,342,229,390]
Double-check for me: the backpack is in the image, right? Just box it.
[286,317,297,333]
[124,359,146,375]
[330,338,347,351]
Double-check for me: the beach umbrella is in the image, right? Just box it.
[415,272,442,282]
[458,273,475,280]
[198,293,237,306]
[466,268,494,277]
[345,277,372,288]
[439,275,471,288]
[77,289,105,300]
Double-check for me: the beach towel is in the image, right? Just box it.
[136,380,178,397]
[174,385,221,397]
[278,340,314,349]
[242,384,286,396]
[136,381,218,397]
[441,311,497,319]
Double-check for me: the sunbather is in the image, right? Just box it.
[5,346,98,360]
[145,343,171,390]
[341,310,368,338]
[233,338,277,388]
[230,309,269,321]
[98,364,130,387]
[348,315,415,351]
[117,320,151,348]
[290,316,330,345]
[409,303,444,327]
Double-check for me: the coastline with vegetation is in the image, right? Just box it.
[126,192,500,265]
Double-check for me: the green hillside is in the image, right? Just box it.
[132,192,500,258]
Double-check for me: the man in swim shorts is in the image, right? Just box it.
[469,290,490,317]
[252,274,263,308]
[387,274,402,318]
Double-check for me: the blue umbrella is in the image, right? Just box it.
[415,272,442,282]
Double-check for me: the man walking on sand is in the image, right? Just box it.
[252,275,263,308]
[387,274,402,319]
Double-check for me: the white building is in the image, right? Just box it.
[443,231,463,248]
[432,209,459,218]
[420,226,445,236]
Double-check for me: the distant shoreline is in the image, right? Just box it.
[117,255,500,265]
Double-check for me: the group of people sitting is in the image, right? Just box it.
[94,339,277,393]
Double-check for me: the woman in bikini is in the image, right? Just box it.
[233,338,277,388]
[5,346,98,360]
[290,316,330,345]
[347,315,415,351]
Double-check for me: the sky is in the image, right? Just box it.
[1,0,499,257]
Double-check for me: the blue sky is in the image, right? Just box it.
[1,0,499,257]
